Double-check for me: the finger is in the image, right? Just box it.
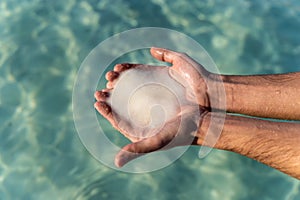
[105,71,119,81]
[106,81,114,89]
[102,88,112,93]
[115,133,170,167]
[94,101,117,127]
[107,64,141,89]
[150,47,179,64]
[94,90,110,101]
[113,63,140,73]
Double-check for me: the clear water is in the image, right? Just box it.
[0,0,300,199]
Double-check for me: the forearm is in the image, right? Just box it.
[212,72,300,120]
[197,113,300,179]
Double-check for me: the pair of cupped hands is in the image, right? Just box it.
[94,47,215,167]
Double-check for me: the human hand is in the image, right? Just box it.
[94,47,211,167]
[149,47,213,109]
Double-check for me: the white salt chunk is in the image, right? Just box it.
[108,67,188,137]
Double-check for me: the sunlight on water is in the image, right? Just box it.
[0,0,299,199]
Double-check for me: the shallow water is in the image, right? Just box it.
[0,0,300,199]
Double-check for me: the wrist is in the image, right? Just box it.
[195,113,252,151]
[206,73,227,111]
[195,111,227,150]
[214,74,253,113]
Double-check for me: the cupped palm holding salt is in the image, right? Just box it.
[108,66,189,138]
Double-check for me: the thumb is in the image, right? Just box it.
[150,47,177,64]
[115,133,172,167]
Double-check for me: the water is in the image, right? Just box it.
[0,0,300,199]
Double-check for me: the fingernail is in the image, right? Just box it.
[94,101,99,108]
[114,159,122,168]
[153,47,163,55]
[115,155,125,168]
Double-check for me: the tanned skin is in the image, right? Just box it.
[94,47,300,180]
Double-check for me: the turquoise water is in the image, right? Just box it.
[0,0,300,199]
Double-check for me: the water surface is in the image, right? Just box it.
[0,0,299,199]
